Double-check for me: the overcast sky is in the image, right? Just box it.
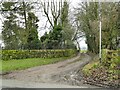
[1,0,120,49]
[35,0,88,49]
[2,0,116,49]
[0,0,87,49]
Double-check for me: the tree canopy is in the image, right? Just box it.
[0,1,119,51]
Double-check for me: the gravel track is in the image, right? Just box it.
[2,53,99,88]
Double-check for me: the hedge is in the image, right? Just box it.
[2,49,77,60]
[102,49,120,68]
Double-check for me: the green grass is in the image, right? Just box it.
[82,60,99,76]
[80,50,87,53]
[0,57,70,73]
[82,56,120,76]
[0,61,1,69]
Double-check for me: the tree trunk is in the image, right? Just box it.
[23,1,27,30]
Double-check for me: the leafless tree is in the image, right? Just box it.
[41,0,63,29]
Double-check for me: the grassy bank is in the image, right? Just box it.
[82,59,99,76]
[82,50,120,88]
[1,57,71,73]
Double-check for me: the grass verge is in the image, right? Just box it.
[82,55,120,88]
[82,58,99,76]
[1,57,72,73]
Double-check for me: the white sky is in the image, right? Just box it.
[0,0,88,49]
[37,0,80,37]
[37,0,88,49]
[1,0,120,49]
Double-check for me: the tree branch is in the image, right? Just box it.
[43,2,54,28]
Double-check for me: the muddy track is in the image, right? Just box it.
[2,53,96,87]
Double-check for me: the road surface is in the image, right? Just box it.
[1,53,99,88]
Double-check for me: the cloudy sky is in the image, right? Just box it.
[0,0,87,49]
[3,0,117,49]
[34,0,88,49]
[1,0,120,48]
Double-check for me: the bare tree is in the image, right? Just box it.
[41,0,63,29]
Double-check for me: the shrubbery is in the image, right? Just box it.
[82,49,120,88]
[2,49,77,60]
[102,49,120,68]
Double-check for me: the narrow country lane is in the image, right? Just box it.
[1,53,99,88]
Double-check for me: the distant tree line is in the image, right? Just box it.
[1,1,75,50]
[1,1,120,53]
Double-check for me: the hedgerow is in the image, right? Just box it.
[102,49,120,68]
[82,49,120,88]
[2,49,77,60]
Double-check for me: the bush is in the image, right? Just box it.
[102,49,119,68]
[2,49,77,60]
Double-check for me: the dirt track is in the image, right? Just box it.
[2,53,97,87]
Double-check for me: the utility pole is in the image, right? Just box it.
[99,0,102,63]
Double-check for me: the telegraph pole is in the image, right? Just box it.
[99,0,102,63]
